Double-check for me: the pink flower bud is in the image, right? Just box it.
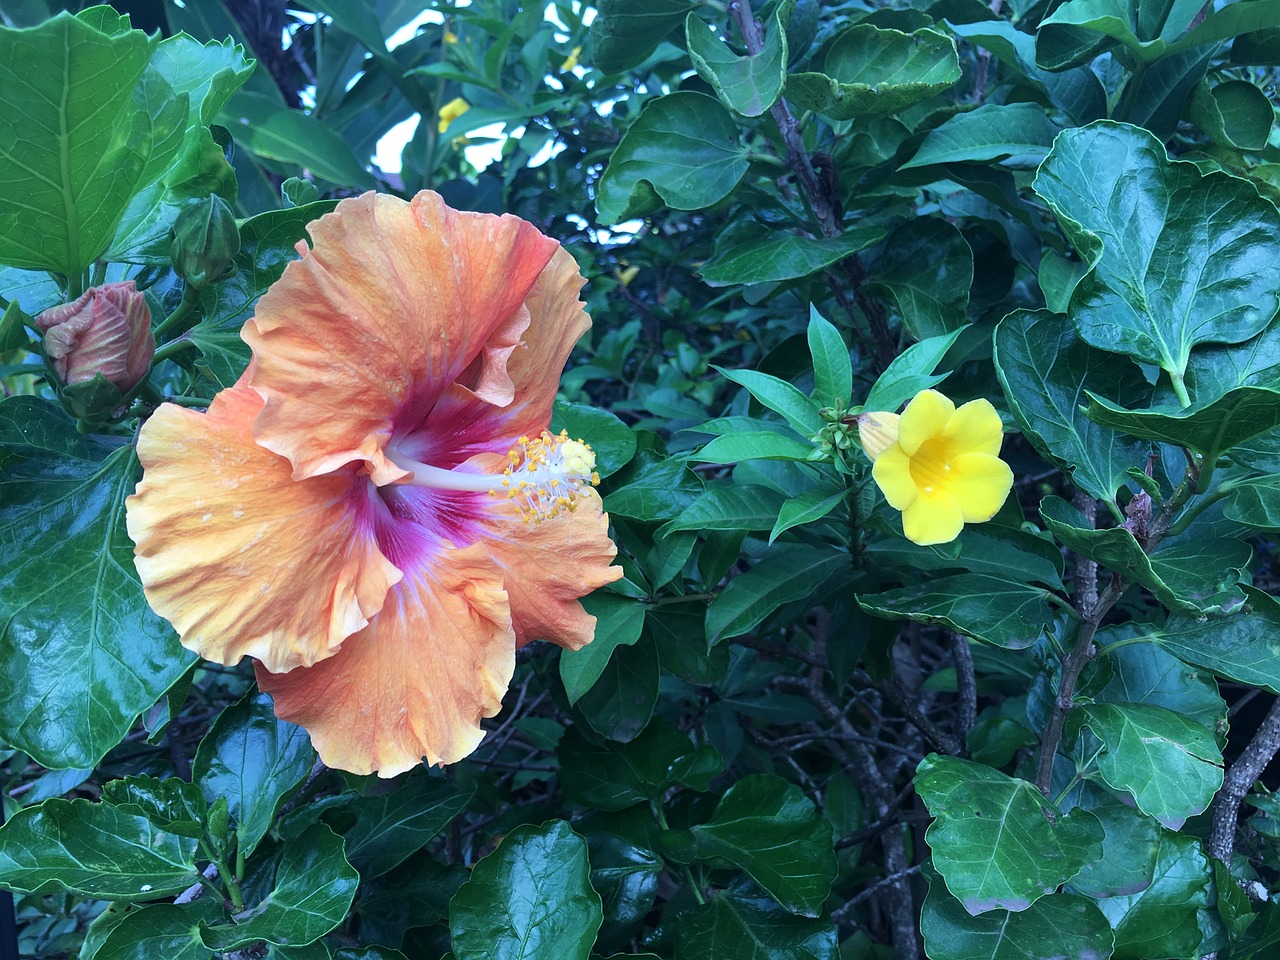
[36,281,155,394]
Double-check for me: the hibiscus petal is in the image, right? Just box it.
[902,492,964,545]
[126,385,402,673]
[897,389,955,456]
[482,489,621,649]
[244,191,559,484]
[949,452,1014,522]
[942,398,1004,457]
[256,542,514,777]
[406,246,591,468]
[872,444,918,510]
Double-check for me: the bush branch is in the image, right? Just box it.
[1209,697,1280,864]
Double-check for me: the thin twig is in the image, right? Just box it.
[831,864,923,924]
[951,633,976,755]
[1209,698,1280,864]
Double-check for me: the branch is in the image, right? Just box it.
[951,633,976,754]
[1209,697,1280,864]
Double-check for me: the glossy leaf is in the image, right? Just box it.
[707,543,847,644]
[787,25,960,120]
[551,401,637,480]
[686,8,786,117]
[916,755,1103,915]
[769,485,847,543]
[858,574,1055,650]
[1154,586,1280,694]
[220,96,374,188]
[1033,122,1280,384]
[864,326,967,413]
[866,219,973,341]
[1086,386,1280,460]
[901,102,1060,170]
[0,401,195,768]
[558,720,717,810]
[700,225,887,287]
[1188,78,1274,151]
[588,833,662,928]
[1065,801,1161,900]
[93,904,212,960]
[1094,629,1227,737]
[674,882,838,960]
[589,0,697,73]
[0,798,198,899]
[201,823,358,950]
[994,309,1151,503]
[450,820,603,960]
[100,775,208,839]
[596,92,749,225]
[560,594,647,705]
[807,306,852,406]
[193,691,314,856]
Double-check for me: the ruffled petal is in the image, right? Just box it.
[256,542,515,777]
[872,444,918,511]
[126,385,402,673]
[395,246,591,469]
[942,398,1005,457]
[244,191,559,484]
[482,489,621,650]
[898,389,954,456]
[901,492,964,546]
[948,452,1014,522]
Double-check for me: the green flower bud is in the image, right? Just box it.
[170,195,240,289]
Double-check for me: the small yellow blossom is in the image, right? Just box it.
[443,30,458,44]
[560,45,582,72]
[859,389,1013,546]
[617,264,639,286]
[437,96,470,134]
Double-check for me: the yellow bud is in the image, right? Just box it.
[443,30,458,44]
[857,412,901,461]
[559,45,582,72]
[437,96,470,134]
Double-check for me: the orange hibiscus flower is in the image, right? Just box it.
[126,192,620,777]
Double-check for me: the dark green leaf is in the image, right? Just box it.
[576,634,660,742]
[707,544,847,644]
[769,485,847,543]
[807,306,852,406]
[916,755,1103,914]
[589,0,696,73]
[558,720,718,810]
[668,485,788,533]
[1187,78,1273,151]
[700,225,887,287]
[596,92,750,225]
[0,798,198,899]
[551,401,637,480]
[559,594,647,705]
[220,97,374,188]
[864,326,967,413]
[201,823,357,950]
[1153,586,1280,694]
[1085,386,1280,460]
[901,102,1060,169]
[93,903,212,960]
[1094,629,1227,736]
[1064,800,1160,900]
[587,833,661,928]
[193,691,314,856]
[858,574,1055,649]
[605,457,702,522]
[450,821,603,960]
[866,219,972,341]
[101,775,208,839]
[674,882,837,960]
[1223,475,1280,528]
[686,8,786,117]
[694,433,817,463]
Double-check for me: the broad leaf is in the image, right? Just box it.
[0,798,198,899]
[866,219,972,341]
[680,774,836,916]
[787,25,961,120]
[858,574,1055,649]
[193,691,314,856]
[450,821,603,960]
[1093,629,1227,737]
[559,594,647,705]
[916,755,1103,915]
[686,8,786,117]
[674,882,837,960]
[557,720,719,810]
[1086,387,1280,461]
[588,833,662,929]
[101,775,208,839]
[901,102,1060,169]
[1153,586,1280,693]
[1187,78,1273,151]
[994,309,1151,503]
[92,903,213,960]
[1033,122,1280,386]
[707,543,847,644]
[589,0,696,73]
[551,401,637,480]
[700,224,887,286]
[201,823,357,950]
[667,486,787,533]
[1073,703,1223,830]
[596,92,749,225]
[1064,801,1161,900]
[0,399,195,768]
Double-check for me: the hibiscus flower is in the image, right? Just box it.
[126,191,620,777]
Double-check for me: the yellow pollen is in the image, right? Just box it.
[497,429,601,523]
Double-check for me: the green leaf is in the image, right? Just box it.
[720,369,825,435]
[588,833,662,929]
[769,485,847,543]
[1153,586,1280,694]
[901,102,1060,169]
[1064,800,1161,900]
[1072,703,1222,830]
[916,755,1103,914]
[0,299,31,352]
[668,485,787,533]
[201,823,357,950]
[1233,26,1280,65]
[1094,629,1227,736]
[1187,78,1273,151]
[707,543,846,644]
[686,8,786,117]
[101,775,207,839]
[589,0,697,73]
[864,326,967,413]
[857,574,1055,649]
[0,797,198,899]
[681,774,836,916]
[193,691,315,857]
[450,821,603,960]
[700,225,887,287]
[694,433,817,463]
[994,309,1152,503]
[807,306,852,406]
[558,720,719,811]
[220,97,373,188]
[674,882,837,960]
[1039,495,1249,615]
[92,903,213,960]
[0,406,195,768]
[596,92,749,225]
[787,25,961,120]
[559,594,647,705]
[551,401,637,480]
[921,878,1114,960]
[576,635,660,743]
[605,456,702,522]
[1033,121,1280,384]
[191,200,336,386]
[1086,386,1280,460]
[866,219,972,341]
[1223,475,1280,528]
[0,11,187,275]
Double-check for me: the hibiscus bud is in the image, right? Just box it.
[857,411,900,461]
[170,195,240,289]
[36,281,155,401]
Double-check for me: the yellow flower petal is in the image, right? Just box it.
[858,411,900,461]
[898,389,955,456]
[871,443,918,510]
[902,491,964,545]
[948,452,1014,522]
[943,398,1005,456]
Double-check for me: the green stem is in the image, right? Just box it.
[152,338,195,364]
[235,845,245,885]
[196,872,226,905]
[162,394,213,409]
[1170,372,1191,409]
[1171,479,1236,534]
[90,260,107,287]
[1116,62,1148,122]
[1044,590,1085,622]
[153,286,202,341]
[651,803,707,905]
[66,271,85,301]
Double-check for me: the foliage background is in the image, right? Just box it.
[5,0,1280,958]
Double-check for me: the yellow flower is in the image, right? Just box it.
[859,389,1013,546]
[560,45,582,72]
[437,96,470,134]
[443,30,458,44]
